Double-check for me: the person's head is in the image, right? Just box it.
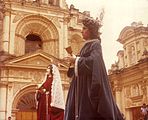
[46,65,53,76]
[143,103,146,107]
[8,116,11,120]
[82,17,101,40]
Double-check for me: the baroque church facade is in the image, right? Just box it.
[108,22,148,120]
[0,0,88,119]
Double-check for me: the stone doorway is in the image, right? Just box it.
[16,111,37,120]
[132,106,143,120]
[15,92,37,120]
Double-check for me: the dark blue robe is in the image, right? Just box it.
[64,39,123,120]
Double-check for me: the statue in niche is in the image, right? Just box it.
[131,84,139,97]
[130,46,136,64]
[125,86,131,97]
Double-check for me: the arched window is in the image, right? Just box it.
[25,34,42,53]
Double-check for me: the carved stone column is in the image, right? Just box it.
[3,10,10,53]
[141,79,148,102]
[140,60,148,103]
[6,83,13,118]
[59,17,69,58]
[0,3,4,51]
[114,85,122,109]
[0,83,7,120]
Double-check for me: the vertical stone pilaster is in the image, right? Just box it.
[0,84,7,120]
[3,11,10,53]
[142,73,148,103]
[9,14,16,55]
[63,17,69,57]
[123,46,128,67]
[114,86,122,110]
[6,83,13,118]
[0,10,4,51]
[126,109,133,120]
[59,17,69,58]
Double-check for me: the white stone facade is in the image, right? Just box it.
[109,22,148,120]
[0,0,90,119]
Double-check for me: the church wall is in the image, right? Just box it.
[0,0,91,119]
[116,27,148,68]
[109,23,148,120]
[0,84,7,120]
[109,61,148,119]
[9,13,18,55]
[58,18,68,58]
[1,1,70,56]
[2,11,10,53]
[0,62,70,119]
[0,9,4,51]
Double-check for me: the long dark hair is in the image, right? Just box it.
[47,64,53,76]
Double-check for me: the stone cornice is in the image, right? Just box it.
[118,26,148,44]
[4,1,69,17]
[130,95,143,102]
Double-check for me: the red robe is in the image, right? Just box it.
[37,76,64,120]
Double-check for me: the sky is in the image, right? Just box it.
[66,0,148,70]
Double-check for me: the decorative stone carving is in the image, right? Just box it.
[13,83,29,96]
[63,16,70,24]
[32,0,41,7]
[131,84,139,97]
[13,12,28,23]
[13,13,25,23]
[47,16,61,28]
[141,80,147,95]
[9,69,45,84]
[144,38,148,46]
[125,86,131,98]
[0,11,4,20]
[31,71,45,83]
[126,98,132,108]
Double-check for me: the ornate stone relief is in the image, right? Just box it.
[13,13,28,23]
[9,69,45,83]
[131,84,139,97]
[144,38,148,46]
[128,44,136,64]
[13,83,29,96]
[31,71,45,83]
[141,80,147,95]
[46,16,61,28]
[124,86,131,98]
[124,83,144,107]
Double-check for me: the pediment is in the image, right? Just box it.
[4,51,69,69]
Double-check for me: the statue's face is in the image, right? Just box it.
[82,26,91,40]
[46,67,51,75]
